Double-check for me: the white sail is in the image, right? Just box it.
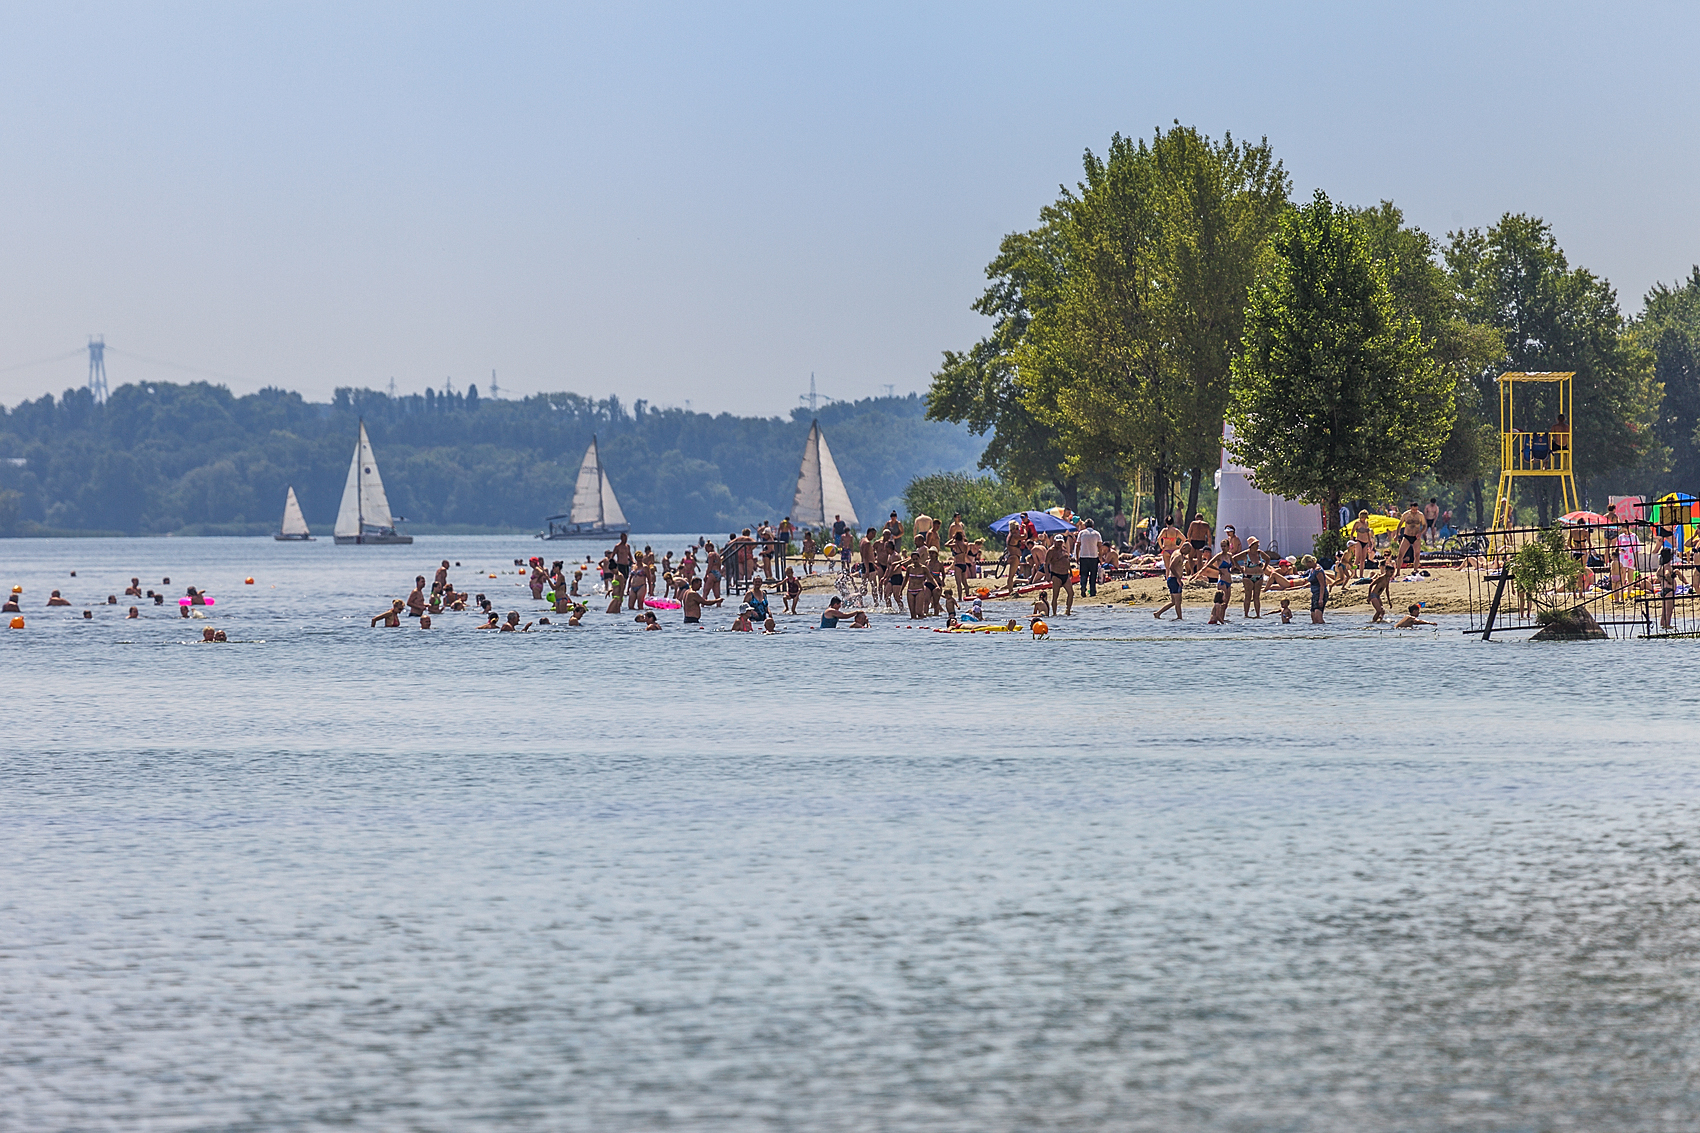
[280,486,310,536]
[570,437,606,526]
[334,422,396,537]
[790,420,857,527]
[599,462,627,528]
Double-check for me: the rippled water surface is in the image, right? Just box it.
[5,536,1700,1132]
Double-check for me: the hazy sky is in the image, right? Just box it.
[3,1,1697,413]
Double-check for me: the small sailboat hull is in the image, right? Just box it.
[273,533,315,542]
[539,519,630,540]
[334,533,413,544]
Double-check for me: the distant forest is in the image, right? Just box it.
[0,383,985,536]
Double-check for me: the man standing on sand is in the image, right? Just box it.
[1075,519,1103,597]
[1396,501,1426,570]
[1112,507,1129,550]
[831,514,848,547]
[1185,513,1213,573]
[948,513,966,544]
[1045,534,1075,615]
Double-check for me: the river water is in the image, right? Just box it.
[4,535,1699,1131]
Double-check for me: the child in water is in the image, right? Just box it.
[1278,598,1293,624]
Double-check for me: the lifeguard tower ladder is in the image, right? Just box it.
[1491,371,1578,532]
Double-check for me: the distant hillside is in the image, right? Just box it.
[0,383,985,536]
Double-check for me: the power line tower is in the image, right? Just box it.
[800,372,836,414]
[387,377,397,398]
[87,336,109,403]
[489,369,500,399]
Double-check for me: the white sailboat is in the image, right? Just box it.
[790,419,857,528]
[333,421,412,545]
[274,485,314,541]
[541,435,630,538]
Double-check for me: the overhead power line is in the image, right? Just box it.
[0,348,83,375]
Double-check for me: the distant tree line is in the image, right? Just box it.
[928,123,1698,529]
[0,384,984,536]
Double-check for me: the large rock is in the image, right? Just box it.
[1530,606,1607,641]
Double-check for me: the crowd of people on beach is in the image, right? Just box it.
[349,502,1456,637]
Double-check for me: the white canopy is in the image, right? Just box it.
[1215,422,1321,559]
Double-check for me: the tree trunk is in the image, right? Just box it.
[1153,466,1170,523]
[1325,492,1341,531]
[1186,467,1202,523]
[1472,479,1483,528]
[1058,477,1079,515]
[1537,483,1550,527]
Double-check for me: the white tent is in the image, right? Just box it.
[1214,423,1322,560]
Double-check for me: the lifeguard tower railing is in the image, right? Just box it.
[1459,520,1699,640]
[1491,372,1579,534]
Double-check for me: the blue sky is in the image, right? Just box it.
[2,1,1696,413]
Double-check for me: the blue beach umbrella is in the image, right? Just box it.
[989,511,1075,534]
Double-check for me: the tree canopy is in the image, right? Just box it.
[1446,214,1660,498]
[0,384,984,536]
[1227,190,1455,526]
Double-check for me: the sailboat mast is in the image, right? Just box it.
[356,419,364,542]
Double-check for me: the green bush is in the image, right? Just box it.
[902,473,1029,541]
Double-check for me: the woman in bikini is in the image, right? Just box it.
[1350,510,1376,576]
[703,543,723,601]
[904,553,931,618]
[949,532,971,599]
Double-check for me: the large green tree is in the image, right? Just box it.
[1227,190,1455,528]
[1633,266,1700,492]
[1445,214,1660,519]
[1013,126,1288,521]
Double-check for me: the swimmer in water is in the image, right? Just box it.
[370,600,405,628]
[1394,603,1435,629]
[213,629,228,642]
[850,610,870,628]
[419,615,433,629]
[478,611,499,628]
[1279,598,1293,623]
[201,627,218,642]
[125,577,143,597]
[47,590,71,607]
[761,616,780,634]
[501,611,532,632]
[644,611,662,631]
[127,606,139,619]
[731,611,754,632]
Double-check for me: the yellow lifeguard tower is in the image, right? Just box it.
[1491,371,1578,530]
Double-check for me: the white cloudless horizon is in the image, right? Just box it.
[3,1,1697,413]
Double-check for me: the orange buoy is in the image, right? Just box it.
[244,577,255,585]
[8,616,23,629]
